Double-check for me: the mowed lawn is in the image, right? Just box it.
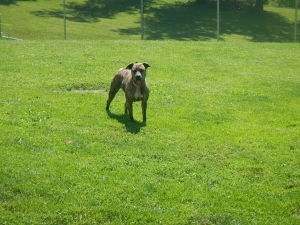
[1,40,300,224]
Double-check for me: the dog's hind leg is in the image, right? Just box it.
[106,74,123,110]
[106,87,120,110]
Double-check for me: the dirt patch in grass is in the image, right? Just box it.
[70,89,106,94]
[60,82,108,93]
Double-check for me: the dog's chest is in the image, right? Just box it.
[134,87,144,100]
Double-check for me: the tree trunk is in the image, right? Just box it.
[255,0,264,12]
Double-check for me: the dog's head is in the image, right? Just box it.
[126,62,151,86]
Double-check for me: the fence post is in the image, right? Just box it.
[141,0,144,40]
[63,0,66,40]
[295,0,298,42]
[0,14,2,38]
[217,0,220,42]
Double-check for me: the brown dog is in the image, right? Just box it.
[106,62,151,122]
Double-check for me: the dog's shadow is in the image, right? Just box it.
[106,110,146,134]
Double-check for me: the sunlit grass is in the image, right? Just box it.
[1,40,300,224]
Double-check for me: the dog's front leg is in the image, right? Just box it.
[125,100,134,121]
[124,102,128,114]
[142,100,147,122]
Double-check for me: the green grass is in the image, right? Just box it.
[0,0,299,41]
[1,1,300,224]
[1,40,300,224]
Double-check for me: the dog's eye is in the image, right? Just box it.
[133,69,144,73]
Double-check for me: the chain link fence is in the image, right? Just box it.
[0,0,298,42]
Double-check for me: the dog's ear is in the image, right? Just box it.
[143,62,151,69]
[126,63,134,70]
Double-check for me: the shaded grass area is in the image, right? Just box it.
[0,0,36,5]
[1,40,300,224]
[0,0,299,41]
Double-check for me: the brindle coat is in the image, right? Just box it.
[106,62,151,122]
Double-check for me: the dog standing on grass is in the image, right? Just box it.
[106,62,151,122]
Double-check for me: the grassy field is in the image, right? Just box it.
[0,0,299,41]
[1,0,300,224]
[1,40,300,224]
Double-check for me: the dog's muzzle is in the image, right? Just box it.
[134,70,144,82]
[135,75,142,81]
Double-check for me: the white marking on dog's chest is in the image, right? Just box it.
[134,88,143,100]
